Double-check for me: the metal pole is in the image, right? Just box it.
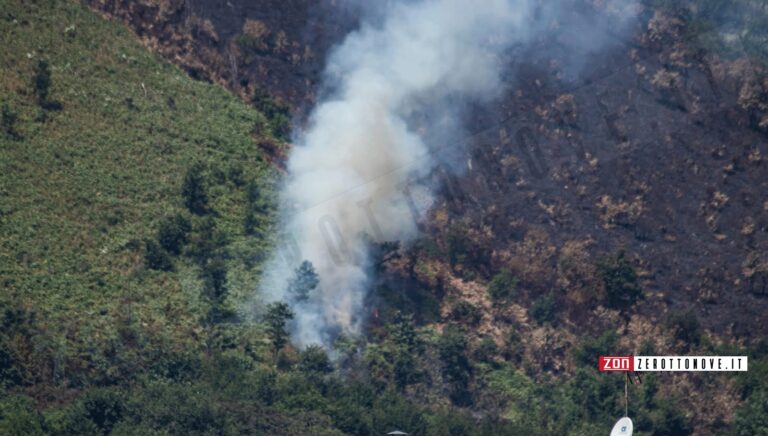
[624,373,629,417]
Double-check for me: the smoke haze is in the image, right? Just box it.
[259,0,639,347]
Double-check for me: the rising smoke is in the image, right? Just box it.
[259,0,639,347]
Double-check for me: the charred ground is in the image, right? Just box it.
[1,0,766,434]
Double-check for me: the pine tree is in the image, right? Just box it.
[264,302,294,354]
[286,260,319,303]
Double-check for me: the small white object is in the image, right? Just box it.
[610,417,633,436]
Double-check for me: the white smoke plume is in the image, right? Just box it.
[259,0,638,347]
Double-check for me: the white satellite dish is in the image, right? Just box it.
[610,417,633,436]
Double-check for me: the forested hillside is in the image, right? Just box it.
[1,1,767,435]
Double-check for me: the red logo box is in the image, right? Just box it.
[599,355,633,372]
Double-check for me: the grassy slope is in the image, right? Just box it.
[0,0,276,389]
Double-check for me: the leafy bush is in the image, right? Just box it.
[299,345,332,375]
[186,217,228,266]
[0,396,44,435]
[667,309,701,348]
[572,330,619,367]
[530,294,556,325]
[647,398,693,435]
[488,270,518,303]
[156,214,191,255]
[388,312,423,389]
[732,389,768,435]
[32,60,62,111]
[181,163,209,215]
[144,240,173,271]
[252,88,291,141]
[201,258,227,302]
[1,104,21,140]
[0,340,22,389]
[597,251,641,310]
[438,325,472,405]
[473,337,498,363]
[81,389,126,434]
[33,60,51,101]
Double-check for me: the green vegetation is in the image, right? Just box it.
[156,213,191,255]
[251,88,291,141]
[597,251,642,310]
[667,309,702,349]
[487,270,518,303]
[264,302,294,354]
[32,59,62,112]
[2,103,22,140]
[649,0,768,63]
[144,239,174,271]
[437,325,472,406]
[1,1,765,434]
[529,293,557,325]
[286,260,319,303]
[181,162,211,215]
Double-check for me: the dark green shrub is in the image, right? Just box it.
[572,330,619,368]
[186,217,227,266]
[144,240,173,271]
[201,258,228,303]
[649,398,693,435]
[33,60,51,103]
[474,337,498,363]
[0,340,22,389]
[389,312,420,351]
[597,251,641,310]
[488,270,518,302]
[437,325,472,405]
[732,389,768,436]
[81,389,125,434]
[503,331,523,364]
[32,60,62,111]
[251,88,291,141]
[227,163,245,187]
[149,350,202,382]
[530,294,556,325]
[181,163,209,215]
[388,312,422,389]
[1,104,22,140]
[156,214,191,255]
[299,345,332,374]
[0,396,44,435]
[667,309,701,348]
[369,389,428,436]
